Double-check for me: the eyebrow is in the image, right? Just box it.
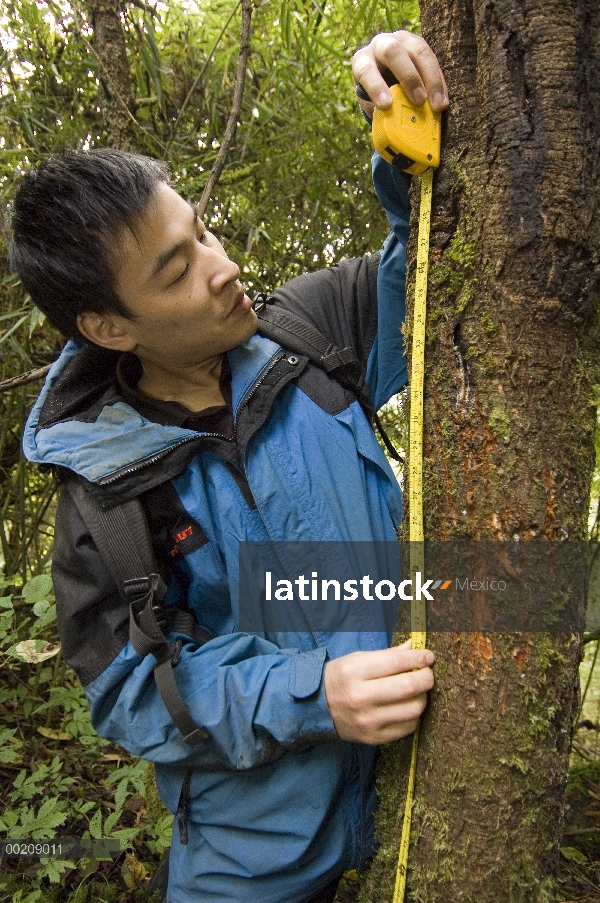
[150,202,199,280]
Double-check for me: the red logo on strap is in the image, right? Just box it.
[170,525,193,557]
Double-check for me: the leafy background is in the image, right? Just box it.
[1,1,599,901]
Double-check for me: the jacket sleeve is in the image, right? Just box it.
[269,153,410,411]
[365,154,410,410]
[53,488,337,770]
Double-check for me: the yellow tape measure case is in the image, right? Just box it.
[372,83,441,175]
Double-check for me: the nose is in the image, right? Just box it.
[208,248,240,295]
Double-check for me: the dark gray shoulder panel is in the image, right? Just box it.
[270,253,380,373]
[52,486,130,685]
[295,363,357,416]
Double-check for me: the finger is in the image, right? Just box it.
[354,32,449,112]
[352,46,394,109]
[381,693,427,725]
[372,668,435,706]
[356,645,435,681]
[402,35,449,111]
[365,693,429,740]
[382,692,429,724]
[379,32,448,111]
[378,717,420,744]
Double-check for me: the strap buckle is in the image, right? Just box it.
[321,346,358,373]
[252,291,273,313]
[123,572,166,602]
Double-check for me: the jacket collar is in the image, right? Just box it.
[23,335,281,484]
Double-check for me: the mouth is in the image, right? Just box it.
[229,289,253,317]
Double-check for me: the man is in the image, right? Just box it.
[12,30,448,903]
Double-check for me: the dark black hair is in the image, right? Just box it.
[9,148,171,339]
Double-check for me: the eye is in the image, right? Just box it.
[175,264,189,283]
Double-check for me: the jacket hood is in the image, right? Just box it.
[23,335,281,485]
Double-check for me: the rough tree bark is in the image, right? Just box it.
[362,2,600,901]
[87,0,139,150]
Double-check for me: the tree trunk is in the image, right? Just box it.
[88,0,138,150]
[363,2,600,901]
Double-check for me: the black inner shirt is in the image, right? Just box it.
[116,352,235,439]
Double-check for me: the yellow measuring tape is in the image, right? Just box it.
[392,166,432,903]
[372,84,441,903]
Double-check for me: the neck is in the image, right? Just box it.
[137,354,225,412]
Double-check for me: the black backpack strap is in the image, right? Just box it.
[66,480,209,745]
[63,480,168,601]
[254,294,403,463]
[254,294,364,382]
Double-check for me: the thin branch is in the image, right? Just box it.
[0,365,52,394]
[197,0,253,218]
[164,0,241,157]
[562,827,600,836]
[128,0,158,15]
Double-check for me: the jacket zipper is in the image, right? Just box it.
[235,350,286,416]
[97,433,234,486]
[97,351,286,487]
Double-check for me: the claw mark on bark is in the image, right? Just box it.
[453,322,471,406]
[469,633,494,677]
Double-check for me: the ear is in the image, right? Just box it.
[77,311,137,352]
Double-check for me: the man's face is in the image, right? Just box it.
[108,182,257,369]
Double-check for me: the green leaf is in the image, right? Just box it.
[0,809,20,832]
[148,813,173,854]
[0,314,28,345]
[106,759,148,795]
[27,797,68,836]
[72,800,96,815]
[560,846,588,863]
[41,859,77,881]
[145,15,161,65]
[104,809,121,834]
[280,0,292,51]
[88,808,103,840]
[114,777,130,814]
[22,575,53,604]
[43,858,72,882]
[28,306,46,335]
[30,602,57,634]
[12,890,44,903]
[0,728,23,763]
[111,826,143,849]
[33,599,50,617]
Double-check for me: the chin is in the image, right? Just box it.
[240,307,259,341]
[221,309,258,355]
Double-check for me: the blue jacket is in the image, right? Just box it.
[23,155,410,903]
